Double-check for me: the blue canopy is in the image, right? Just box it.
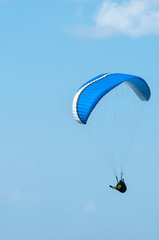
[72,73,151,124]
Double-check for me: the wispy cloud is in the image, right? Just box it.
[71,0,159,38]
[85,201,97,212]
[0,187,22,202]
[0,186,41,205]
[8,189,22,202]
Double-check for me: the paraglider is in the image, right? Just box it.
[72,73,151,192]
[110,173,127,193]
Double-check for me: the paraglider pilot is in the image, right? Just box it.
[110,173,127,193]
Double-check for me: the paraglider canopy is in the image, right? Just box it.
[72,73,151,124]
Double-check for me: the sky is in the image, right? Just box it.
[0,0,159,239]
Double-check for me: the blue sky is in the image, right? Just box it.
[0,0,159,239]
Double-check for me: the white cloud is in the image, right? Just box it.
[0,186,41,205]
[8,189,22,201]
[72,0,159,38]
[85,201,97,212]
[0,186,22,202]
